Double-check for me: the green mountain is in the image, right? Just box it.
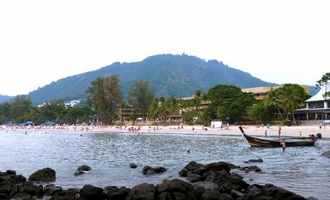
[0,95,11,103]
[29,54,272,104]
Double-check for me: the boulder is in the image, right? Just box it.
[179,161,205,177]
[244,158,263,163]
[241,184,307,200]
[157,179,197,200]
[50,188,80,200]
[28,168,56,182]
[240,166,262,173]
[202,190,233,200]
[44,184,63,196]
[142,166,167,175]
[179,161,238,179]
[193,181,219,192]
[74,165,92,176]
[205,170,249,193]
[77,165,92,172]
[104,186,130,200]
[129,163,138,169]
[18,181,44,197]
[321,150,330,158]
[80,185,106,200]
[127,183,156,200]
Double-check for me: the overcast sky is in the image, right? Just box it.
[0,0,329,96]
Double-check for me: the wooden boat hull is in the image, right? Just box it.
[242,133,315,148]
[239,126,316,148]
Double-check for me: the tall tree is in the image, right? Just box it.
[207,85,255,123]
[318,72,330,98]
[9,95,33,122]
[268,84,308,123]
[128,80,154,117]
[87,76,122,124]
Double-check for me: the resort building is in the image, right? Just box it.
[242,86,279,100]
[295,83,330,121]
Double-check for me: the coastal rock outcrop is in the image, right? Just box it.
[321,150,330,158]
[142,166,167,175]
[129,163,138,169]
[74,165,92,176]
[104,186,131,200]
[240,165,262,173]
[127,183,156,200]
[244,158,263,163]
[0,161,309,200]
[28,168,56,182]
[80,184,107,200]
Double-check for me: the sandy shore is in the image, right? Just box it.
[1,124,330,138]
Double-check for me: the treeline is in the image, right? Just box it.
[1,73,324,125]
[0,96,93,125]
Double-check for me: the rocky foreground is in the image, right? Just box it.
[0,161,312,200]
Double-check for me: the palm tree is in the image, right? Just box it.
[317,73,330,120]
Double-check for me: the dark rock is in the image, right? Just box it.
[50,188,80,200]
[74,171,85,176]
[241,184,306,200]
[10,192,32,200]
[179,161,205,177]
[186,172,203,182]
[127,183,156,200]
[80,184,106,200]
[77,165,92,172]
[28,168,56,182]
[129,163,138,169]
[202,190,233,200]
[74,165,92,176]
[142,166,167,175]
[18,181,43,197]
[104,186,130,200]
[179,161,238,179]
[240,166,262,173]
[205,171,249,193]
[157,179,197,200]
[321,150,330,158]
[44,184,63,196]
[6,170,16,175]
[193,181,219,192]
[204,162,237,173]
[244,158,263,163]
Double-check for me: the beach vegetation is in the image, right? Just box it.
[128,80,154,117]
[87,76,122,124]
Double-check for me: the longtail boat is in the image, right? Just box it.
[238,126,316,148]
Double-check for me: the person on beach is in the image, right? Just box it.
[278,126,282,138]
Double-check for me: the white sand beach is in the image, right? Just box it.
[1,124,329,138]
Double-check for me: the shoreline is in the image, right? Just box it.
[1,124,330,138]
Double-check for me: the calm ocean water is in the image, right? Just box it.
[0,131,329,199]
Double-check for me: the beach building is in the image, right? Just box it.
[295,83,330,122]
[242,86,279,100]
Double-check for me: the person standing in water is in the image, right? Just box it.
[280,138,286,152]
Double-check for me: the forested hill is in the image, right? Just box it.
[29,54,272,104]
[0,95,11,103]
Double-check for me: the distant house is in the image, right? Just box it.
[242,86,279,100]
[242,85,310,100]
[295,83,330,121]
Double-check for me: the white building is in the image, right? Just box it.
[295,83,330,121]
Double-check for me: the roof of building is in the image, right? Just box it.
[242,86,279,94]
[306,83,330,102]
